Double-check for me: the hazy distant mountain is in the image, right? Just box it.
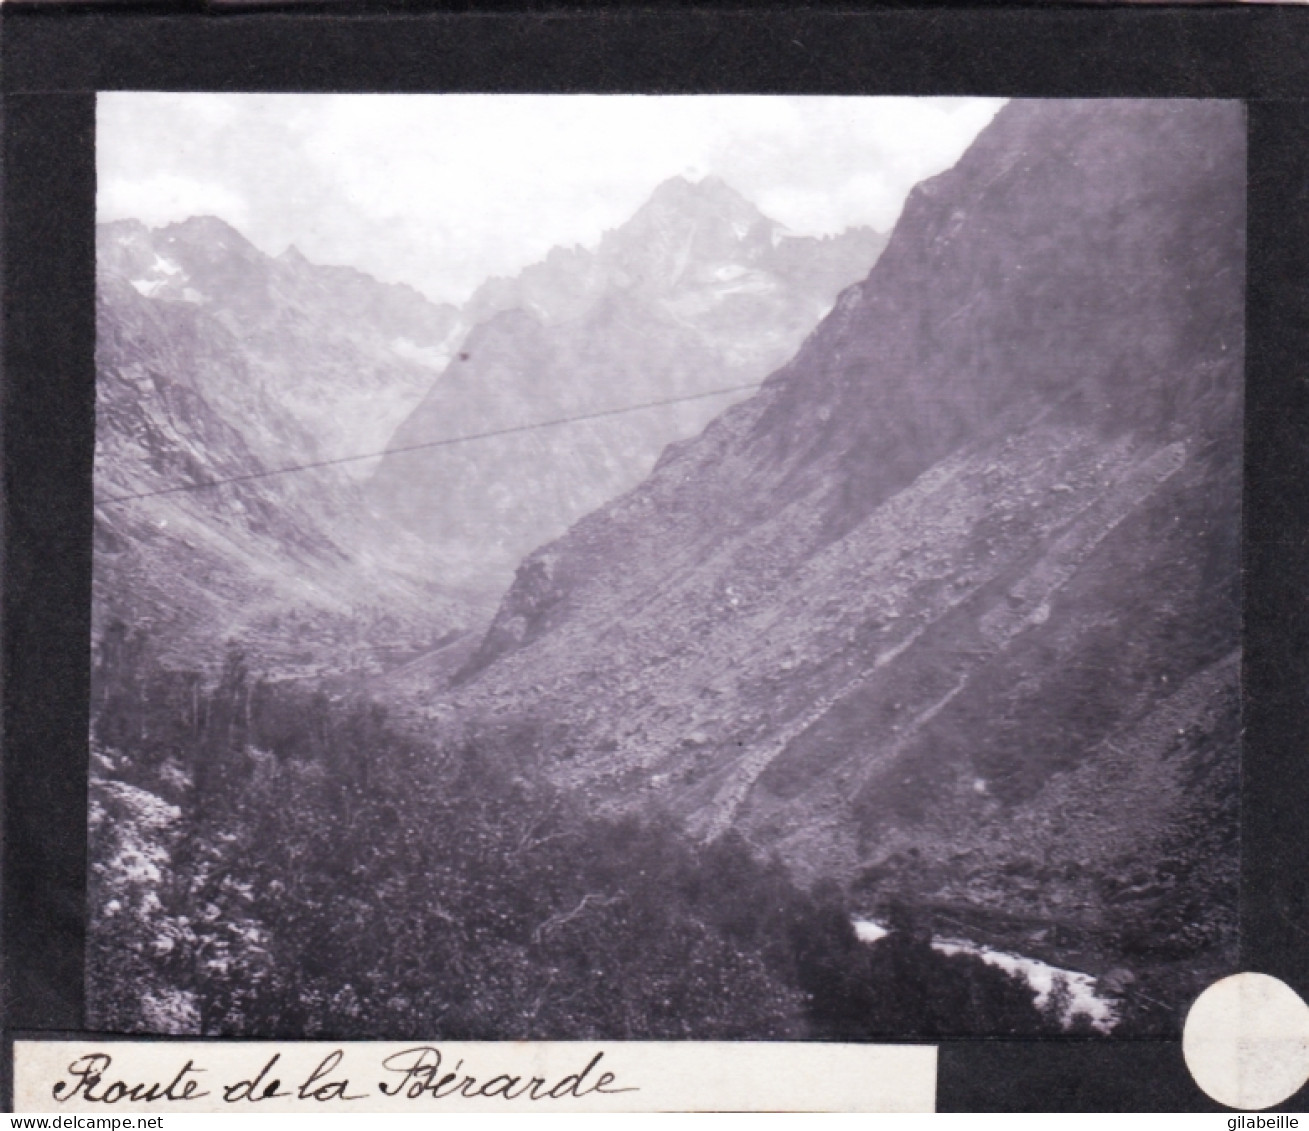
[94,219,474,673]
[99,218,463,473]
[430,101,1244,981]
[366,176,887,591]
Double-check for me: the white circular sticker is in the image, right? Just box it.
[1183,972,1309,1110]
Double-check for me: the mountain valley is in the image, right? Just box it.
[89,100,1247,1034]
[367,176,885,589]
[419,100,1246,997]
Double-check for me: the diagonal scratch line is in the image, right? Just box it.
[100,381,765,505]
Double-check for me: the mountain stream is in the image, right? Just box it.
[852,919,1119,1033]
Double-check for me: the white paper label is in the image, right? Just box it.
[14,1039,937,1113]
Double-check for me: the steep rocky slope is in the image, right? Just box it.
[99,218,462,471]
[94,222,474,674]
[434,100,1245,975]
[366,176,885,590]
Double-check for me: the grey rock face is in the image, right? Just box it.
[366,175,886,592]
[94,220,473,673]
[442,101,1244,969]
[98,217,462,472]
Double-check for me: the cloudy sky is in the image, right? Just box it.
[98,94,1004,307]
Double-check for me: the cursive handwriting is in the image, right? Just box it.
[52,1054,209,1104]
[378,1047,637,1101]
[49,1046,636,1106]
[223,1051,366,1103]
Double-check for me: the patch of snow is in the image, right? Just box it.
[853,919,889,943]
[712,275,772,298]
[391,337,453,369]
[129,256,185,299]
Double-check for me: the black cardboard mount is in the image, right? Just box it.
[3,7,1307,1113]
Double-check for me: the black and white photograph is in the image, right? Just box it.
[85,94,1246,1044]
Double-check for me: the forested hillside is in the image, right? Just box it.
[87,635,1073,1038]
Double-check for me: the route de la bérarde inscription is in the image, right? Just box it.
[50,1047,636,1106]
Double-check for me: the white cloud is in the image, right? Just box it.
[97,93,1005,305]
[98,173,250,233]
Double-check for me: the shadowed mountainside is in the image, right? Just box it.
[427,100,1245,986]
[94,220,475,674]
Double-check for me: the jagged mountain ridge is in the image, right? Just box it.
[433,100,1245,977]
[462,175,883,330]
[366,175,886,591]
[94,224,475,674]
[94,177,884,667]
[99,218,463,473]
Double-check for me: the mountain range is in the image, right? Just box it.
[94,217,472,675]
[367,175,885,590]
[94,178,885,669]
[94,101,1245,1003]
[412,99,1245,985]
